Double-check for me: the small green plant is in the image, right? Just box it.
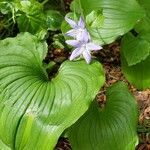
[0,0,64,38]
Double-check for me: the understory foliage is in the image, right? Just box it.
[0,0,150,150]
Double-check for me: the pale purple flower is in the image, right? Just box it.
[65,16,90,41]
[66,39,102,64]
[65,15,103,64]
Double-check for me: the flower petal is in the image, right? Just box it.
[66,40,81,47]
[65,29,77,37]
[76,29,89,42]
[86,42,103,51]
[65,16,77,28]
[78,17,85,28]
[82,50,91,64]
[70,48,82,60]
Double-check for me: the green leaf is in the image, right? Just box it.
[0,140,11,150]
[121,33,150,66]
[45,10,64,31]
[67,82,138,150]
[122,0,150,66]
[135,16,150,34]
[43,0,65,12]
[121,1,150,89]
[0,2,12,14]
[16,0,64,34]
[121,49,150,90]
[16,1,46,34]
[138,0,150,19]
[0,33,105,149]
[86,10,104,28]
[135,1,150,34]
[63,0,144,45]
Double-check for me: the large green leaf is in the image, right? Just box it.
[138,0,150,19]
[122,0,150,66]
[121,33,150,66]
[0,33,105,149]
[67,82,138,150]
[62,0,144,45]
[0,140,11,150]
[121,1,150,89]
[121,49,150,90]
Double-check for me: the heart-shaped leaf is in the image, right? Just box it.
[0,33,105,149]
[121,33,150,66]
[121,50,150,90]
[62,0,144,45]
[67,82,138,150]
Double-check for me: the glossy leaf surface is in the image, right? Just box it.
[121,50,150,90]
[121,1,150,89]
[0,33,105,149]
[121,33,150,66]
[67,82,138,150]
[62,0,144,45]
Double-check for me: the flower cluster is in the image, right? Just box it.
[65,16,102,64]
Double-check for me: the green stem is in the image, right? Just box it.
[78,0,85,20]
[42,0,49,5]
[45,61,56,70]
[60,0,65,13]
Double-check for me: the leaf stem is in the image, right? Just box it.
[42,0,49,5]
[78,0,85,20]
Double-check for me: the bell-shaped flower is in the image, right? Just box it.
[65,16,90,41]
[66,39,102,64]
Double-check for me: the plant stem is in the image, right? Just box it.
[42,0,49,5]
